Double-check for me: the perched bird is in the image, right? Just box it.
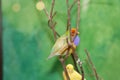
[63,64,82,80]
[47,28,80,59]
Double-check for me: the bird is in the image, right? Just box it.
[47,28,80,59]
[63,64,82,80]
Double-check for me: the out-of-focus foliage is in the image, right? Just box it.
[2,0,120,80]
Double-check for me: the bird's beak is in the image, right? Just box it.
[77,32,80,35]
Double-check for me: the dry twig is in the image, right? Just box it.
[84,49,99,80]
[70,0,77,10]
[71,46,84,80]
[42,0,60,41]
[76,0,80,31]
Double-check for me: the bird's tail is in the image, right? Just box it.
[47,53,59,60]
[47,54,54,59]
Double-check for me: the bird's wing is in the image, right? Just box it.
[47,34,68,59]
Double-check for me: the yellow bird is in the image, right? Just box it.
[47,28,80,59]
[63,64,82,80]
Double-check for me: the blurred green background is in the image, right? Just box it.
[2,0,120,80]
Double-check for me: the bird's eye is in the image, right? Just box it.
[72,31,74,34]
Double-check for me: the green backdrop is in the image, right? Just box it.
[2,0,120,80]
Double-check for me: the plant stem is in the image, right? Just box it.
[84,49,99,80]
[72,52,84,80]
[59,56,70,80]
[76,0,80,31]
[70,0,77,10]
[71,54,80,73]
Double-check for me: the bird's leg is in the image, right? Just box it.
[59,56,70,80]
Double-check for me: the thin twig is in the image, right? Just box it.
[66,0,71,31]
[59,56,70,80]
[73,51,84,80]
[71,54,80,73]
[52,11,57,19]
[84,49,99,80]
[50,0,55,18]
[44,8,50,19]
[70,0,77,10]
[76,0,80,31]
[48,0,57,40]
[43,0,60,40]
[51,23,57,40]
[66,0,72,58]
[62,38,71,80]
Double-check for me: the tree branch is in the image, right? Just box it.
[59,56,70,80]
[50,0,55,18]
[76,0,80,31]
[66,0,71,31]
[43,8,50,19]
[72,51,84,80]
[42,0,60,40]
[70,0,77,10]
[84,49,99,80]
[71,54,80,73]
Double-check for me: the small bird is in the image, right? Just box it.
[47,28,80,59]
[63,64,82,80]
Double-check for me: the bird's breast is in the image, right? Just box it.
[73,36,80,46]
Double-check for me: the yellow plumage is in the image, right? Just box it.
[63,64,82,80]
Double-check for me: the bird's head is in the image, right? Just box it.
[71,28,80,46]
[71,28,79,37]
[66,64,74,73]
